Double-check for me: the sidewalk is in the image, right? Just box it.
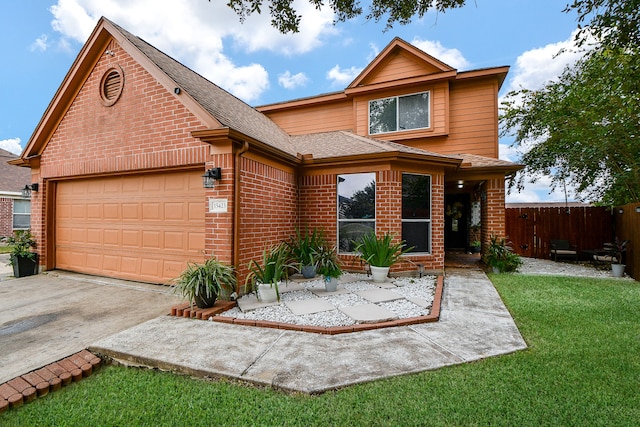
[91,268,527,394]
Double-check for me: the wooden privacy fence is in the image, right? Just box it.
[505,206,613,260]
[613,202,640,281]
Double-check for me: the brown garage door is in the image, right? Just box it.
[55,169,205,284]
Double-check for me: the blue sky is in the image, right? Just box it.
[0,1,588,202]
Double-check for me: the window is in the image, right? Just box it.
[13,199,31,230]
[369,92,430,135]
[337,173,375,253]
[402,173,431,253]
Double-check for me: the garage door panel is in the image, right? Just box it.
[55,170,205,284]
[142,203,161,220]
[164,203,185,220]
[103,229,121,246]
[122,204,139,220]
[103,204,120,220]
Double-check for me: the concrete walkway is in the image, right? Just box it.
[91,268,527,394]
[0,270,180,384]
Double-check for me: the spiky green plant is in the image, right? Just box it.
[245,242,294,301]
[286,226,327,268]
[353,232,413,267]
[172,257,237,308]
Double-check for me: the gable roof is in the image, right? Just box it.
[348,37,456,89]
[1,149,30,193]
[14,18,488,170]
[108,21,297,157]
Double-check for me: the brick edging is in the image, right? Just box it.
[0,350,102,414]
[169,275,444,335]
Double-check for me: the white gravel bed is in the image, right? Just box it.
[516,257,634,279]
[217,273,437,328]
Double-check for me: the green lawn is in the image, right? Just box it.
[3,274,639,426]
[0,245,13,254]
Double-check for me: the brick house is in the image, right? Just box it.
[11,17,520,286]
[0,148,31,238]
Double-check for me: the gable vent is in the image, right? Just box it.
[100,66,124,106]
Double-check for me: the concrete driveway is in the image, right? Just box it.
[0,263,180,384]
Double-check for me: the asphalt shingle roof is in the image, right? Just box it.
[0,149,30,192]
[108,19,509,170]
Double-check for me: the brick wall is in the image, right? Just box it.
[297,168,446,275]
[237,156,297,289]
[481,177,506,247]
[0,198,12,238]
[34,39,210,268]
[205,153,234,265]
[299,174,337,243]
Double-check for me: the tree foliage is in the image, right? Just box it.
[223,0,466,33]
[566,0,640,51]
[502,0,640,205]
[501,48,640,205]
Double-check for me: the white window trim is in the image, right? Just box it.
[368,91,431,135]
[337,173,376,255]
[12,199,31,231]
[401,173,432,255]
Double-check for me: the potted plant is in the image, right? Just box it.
[484,235,522,273]
[5,230,38,278]
[246,242,293,303]
[470,240,481,253]
[353,232,413,282]
[316,245,342,292]
[610,238,630,278]
[287,227,326,278]
[172,257,237,309]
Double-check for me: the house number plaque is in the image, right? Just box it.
[208,198,228,213]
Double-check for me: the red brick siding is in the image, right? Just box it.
[299,175,337,244]
[0,198,12,237]
[205,154,234,265]
[34,39,210,269]
[237,157,297,288]
[481,177,506,246]
[298,169,446,274]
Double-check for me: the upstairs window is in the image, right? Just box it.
[337,173,375,253]
[369,92,430,135]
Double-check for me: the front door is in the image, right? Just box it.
[444,194,469,250]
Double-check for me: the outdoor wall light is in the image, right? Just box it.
[202,168,222,189]
[457,180,464,189]
[22,183,38,198]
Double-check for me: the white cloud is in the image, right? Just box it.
[503,29,590,95]
[30,34,49,52]
[46,0,336,102]
[410,38,471,70]
[499,31,595,203]
[326,64,362,86]
[278,71,309,89]
[0,138,23,155]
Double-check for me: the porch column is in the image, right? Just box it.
[481,176,506,248]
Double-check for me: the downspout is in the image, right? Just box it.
[233,141,249,293]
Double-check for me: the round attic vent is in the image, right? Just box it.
[100,66,124,106]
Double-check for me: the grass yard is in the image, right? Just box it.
[0,245,13,254]
[3,274,639,426]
